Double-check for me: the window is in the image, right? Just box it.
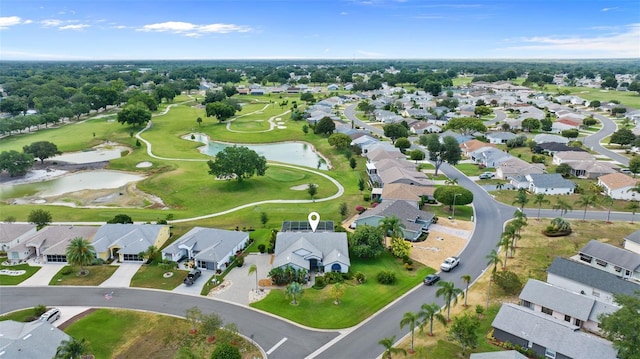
[123,253,141,261]
[593,290,601,298]
[595,259,607,267]
[614,266,622,273]
[545,348,556,359]
[564,315,571,322]
[579,254,592,263]
[574,319,583,327]
[541,307,553,315]
[521,300,532,309]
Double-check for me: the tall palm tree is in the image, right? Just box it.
[435,281,463,321]
[378,215,406,241]
[461,274,472,307]
[512,189,529,211]
[502,222,521,260]
[485,249,502,309]
[510,210,527,249]
[628,201,639,224]
[533,193,550,220]
[602,195,614,223]
[418,302,447,336]
[248,264,258,291]
[65,237,96,275]
[399,311,420,352]
[378,335,407,359]
[54,337,90,359]
[576,193,597,221]
[553,198,573,218]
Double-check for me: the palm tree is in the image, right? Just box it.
[378,335,407,359]
[512,189,529,211]
[461,274,471,307]
[495,182,505,191]
[485,249,502,309]
[497,232,513,269]
[553,198,573,218]
[248,264,258,291]
[533,193,550,220]
[418,302,447,336]
[286,282,303,305]
[399,311,420,352]
[602,195,614,223]
[627,182,640,196]
[138,245,158,264]
[445,177,458,186]
[54,337,90,359]
[435,281,463,321]
[576,193,597,221]
[65,237,96,275]
[628,201,639,224]
[378,215,405,241]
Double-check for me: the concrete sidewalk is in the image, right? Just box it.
[18,263,65,287]
[99,263,142,287]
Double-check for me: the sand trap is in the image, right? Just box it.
[290,184,316,190]
[277,126,287,129]
[136,161,153,168]
[51,143,128,164]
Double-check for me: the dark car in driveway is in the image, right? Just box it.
[183,269,202,286]
[423,274,440,286]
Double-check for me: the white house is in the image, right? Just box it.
[486,132,518,144]
[624,230,640,255]
[578,240,640,283]
[526,173,575,195]
[272,232,350,273]
[598,172,639,200]
[0,223,37,252]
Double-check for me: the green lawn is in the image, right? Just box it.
[250,252,433,328]
[454,163,487,177]
[49,265,118,286]
[130,264,186,290]
[559,86,640,109]
[0,263,41,285]
[0,308,40,322]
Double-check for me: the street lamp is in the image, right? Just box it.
[451,193,461,221]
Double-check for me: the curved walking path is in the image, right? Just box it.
[133,102,345,223]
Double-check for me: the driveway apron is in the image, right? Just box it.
[99,263,142,287]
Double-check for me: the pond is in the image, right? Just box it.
[0,171,145,199]
[194,135,329,170]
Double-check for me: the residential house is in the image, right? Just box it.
[409,121,432,135]
[439,130,474,144]
[92,224,170,263]
[353,200,434,241]
[0,320,71,359]
[0,223,36,252]
[624,229,640,254]
[469,147,512,168]
[519,279,616,334]
[533,134,569,145]
[402,108,430,119]
[551,119,581,134]
[578,240,640,282]
[327,84,340,91]
[365,145,404,161]
[373,109,403,124]
[491,303,617,359]
[547,257,639,305]
[470,351,527,359]
[504,118,523,131]
[534,142,586,155]
[7,225,99,263]
[378,166,432,187]
[486,132,518,144]
[379,183,435,205]
[526,174,575,195]
[272,232,350,273]
[598,173,639,200]
[496,157,545,180]
[162,227,248,271]
[552,151,595,165]
[460,139,496,158]
[568,161,618,179]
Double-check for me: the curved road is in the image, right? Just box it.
[580,110,629,165]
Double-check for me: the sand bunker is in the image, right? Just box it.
[136,161,153,168]
[289,184,317,190]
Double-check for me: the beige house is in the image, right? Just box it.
[496,157,545,180]
[379,183,435,205]
[91,224,170,262]
[552,151,595,165]
[598,172,639,200]
[460,139,496,157]
[6,225,100,263]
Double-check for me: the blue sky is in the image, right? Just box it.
[1,0,639,60]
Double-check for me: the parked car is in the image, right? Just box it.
[423,274,440,286]
[183,268,202,286]
[40,308,61,324]
[440,256,460,272]
[478,172,495,179]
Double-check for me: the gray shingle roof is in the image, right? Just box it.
[519,279,595,321]
[527,173,575,189]
[92,224,167,255]
[0,320,71,359]
[580,240,640,271]
[273,232,349,270]
[0,223,36,244]
[625,229,640,244]
[470,351,527,359]
[492,303,617,359]
[164,227,248,263]
[547,257,639,296]
[357,200,435,233]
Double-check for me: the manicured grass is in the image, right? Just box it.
[452,77,473,87]
[250,252,433,329]
[490,188,636,213]
[454,163,486,177]
[49,265,118,286]
[130,264,186,290]
[426,204,474,222]
[0,263,41,285]
[0,308,40,322]
[560,86,640,109]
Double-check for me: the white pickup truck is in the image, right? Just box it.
[440,256,460,272]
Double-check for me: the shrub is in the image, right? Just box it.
[355,205,365,214]
[404,262,414,271]
[494,270,523,295]
[376,270,396,285]
[61,267,72,275]
[210,342,241,359]
[313,276,326,289]
[475,305,485,316]
[363,194,371,201]
[258,244,266,253]
[33,305,47,317]
[354,271,366,284]
[324,271,344,284]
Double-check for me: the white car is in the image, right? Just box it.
[478,172,495,179]
[440,256,460,272]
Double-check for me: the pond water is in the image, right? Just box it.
[196,136,328,170]
[0,171,145,199]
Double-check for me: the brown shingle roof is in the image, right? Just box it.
[599,172,639,190]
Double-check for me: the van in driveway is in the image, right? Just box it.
[40,308,61,324]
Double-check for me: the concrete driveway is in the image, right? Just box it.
[99,263,142,287]
[172,269,214,296]
[209,253,273,305]
[18,263,65,286]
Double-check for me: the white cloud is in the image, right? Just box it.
[139,21,251,36]
[601,7,618,12]
[59,24,90,31]
[41,19,63,27]
[112,25,127,29]
[499,23,640,58]
[340,12,348,15]
[0,16,28,29]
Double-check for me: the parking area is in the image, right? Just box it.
[208,253,273,305]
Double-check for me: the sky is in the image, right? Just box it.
[0,0,639,61]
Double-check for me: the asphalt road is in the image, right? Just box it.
[0,287,339,359]
[580,110,629,166]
